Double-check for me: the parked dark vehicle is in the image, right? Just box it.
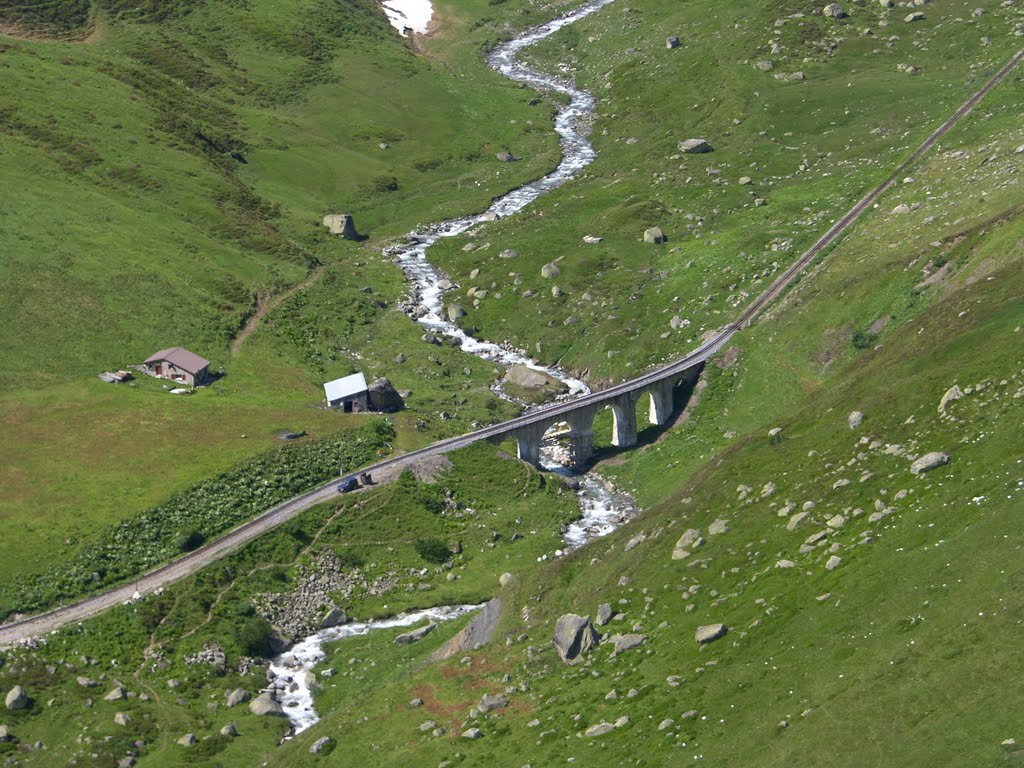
[337,477,358,493]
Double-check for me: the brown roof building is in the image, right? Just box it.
[143,347,211,387]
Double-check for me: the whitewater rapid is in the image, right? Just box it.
[274,0,636,736]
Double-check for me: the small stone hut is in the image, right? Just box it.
[324,372,368,412]
[143,347,211,387]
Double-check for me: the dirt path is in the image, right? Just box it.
[230,266,325,355]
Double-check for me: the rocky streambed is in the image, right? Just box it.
[269,0,634,736]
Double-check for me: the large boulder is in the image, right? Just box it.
[368,378,404,412]
[678,138,714,154]
[249,692,286,717]
[322,214,360,240]
[4,687,27,711]
[823,3,846,18]
[910,452,949,475]
[643,227,667,244]
[553,613,599,665]
[504,364,569,396]
[447,303,467,322]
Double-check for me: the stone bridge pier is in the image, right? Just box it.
[507,362,704,471]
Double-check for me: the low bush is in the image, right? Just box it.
[0,420,394,618]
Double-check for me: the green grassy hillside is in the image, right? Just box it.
[0,0,1023,765]
[0,0,561,584]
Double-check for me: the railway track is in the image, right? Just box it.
[2,47,1020,648]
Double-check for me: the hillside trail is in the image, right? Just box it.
[230,266,326,355]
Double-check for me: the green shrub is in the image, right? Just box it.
[236,616,275,658]
[0,420,394,618]
[335,548,365,569]
[414,538,451,565]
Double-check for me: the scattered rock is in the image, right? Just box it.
[462,728,484,739]
[319,607,349,630]
[541,262,561,279]
[695,624,728,644]
[76,676,99,688]
[103,686,126,702]
[177,733,197,747]
[225,688,250,708]
[0,725,9,742]
[910,452,949,475]
[595,603,615,626]
[678,138,714,154]
[666,36,680,49]
[478,694,508,713]
[114,712,131,726]
[708,519,729,536]
[446,303,467,322]
[672,529,703,560]
[396,622,436,645]
[891,203,911,214]
[495,151,517,162]
[848,410,864,429]
[585,722,617,737]
[5,687,27,711]
[553,614,600,665]
[938,384,964,416]
[610,633,647,655]
[905,11,925,22]
[310,736,332,754]
[504,364,569,395]
[499,572,514,587]
[582,235,603,244]
[823,3,847,18]
[826,555,842,571]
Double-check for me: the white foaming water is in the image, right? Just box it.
[381,0,434,36]
[388,0,620,399]
[270,604,481,734]
[273,0,636,737]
